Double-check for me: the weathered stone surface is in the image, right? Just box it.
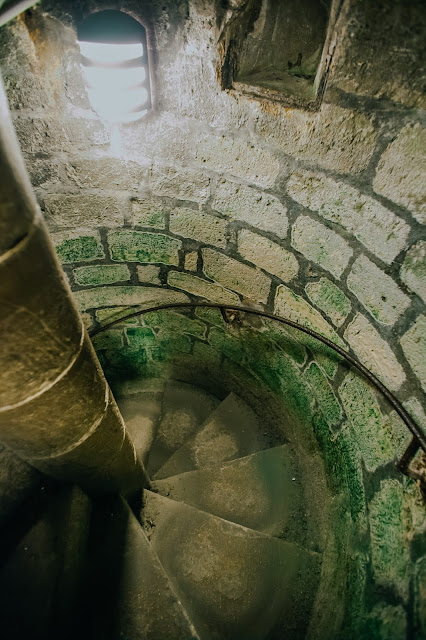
[305,278,351,327]
[339,372,407,471]
[403,397,426,432]
[73,286,189,312]
[64,157,141,190]
[170,208,228,248]
[331,0,425,110]
[344,314,406,392]
[125,327,157,349]
[73,264,130,287]
[137,265,161,284]
[291,217,353,278]
[253,104,376,174]
[26,156,59,188]
[95,307,139,326]
[150,165,210,203]
[212,179,288,238]
[52,230,105,263]
[369,480,410,601]
[131,196,167,229]
[44,194,124,228]
[347,255,410,325]
[91,330,124,351]
[194,135,279,188]
[275,285,344,345]
[108,230,181,265]
[287,171,410,264]
[400,241,426,303]
[363,604,407,640]
[238,230,298,282]
[414,558,426,638]
[168,271,240,304]
[202,248,271,304]
[144,311,206,340]
[373,124,426,224]
[400,315,426,392]
[184,252,199,271]
[304,363,342,428]
[274,285,344,378]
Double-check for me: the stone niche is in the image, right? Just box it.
[220,0,339,109]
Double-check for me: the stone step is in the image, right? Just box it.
[141,491,321,640]
[152,445,305,541]
[154,392,273,480]
[147,381,220,476]
[0,483,91,640]
[116,391,162,466]
[83,495,200,640]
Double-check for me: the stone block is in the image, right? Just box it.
[150,335,192,362]
[369,479,410,601]
[95,307,140,326]
[208,328,246,364]
[287,171,410,264]
[44,194,124,228]
[274,285,344,378]
[91,330,124,351]
[73,264,130,286]
[143,311,206,339]
[253,103,376,174]
[52,230,105,264]
[403,397,426,432]
[347,255,410,325]
[137,265,161,284]
[202,248,271,304]
[212,179,288,238]
[305,278,351,327]
[344,314,406,392]
[373,124,426,224]
[363,604,407,640]
[339,372,407,471]
[400,241,426,303]
[64,157,142,190]
[131,196,167,229]
[291,216,353,278]
[170,208,228,248]
[237,230,298,282]
[184,252,199,271]
[125,327,157,348]
[108,230,181,265]
[73,286,189,312]
[194,134,279,188]
[26,156,59,188]
[400,315,426,392]
[150,165,210,203]
[168,271,240,304]
[304,363,342,428]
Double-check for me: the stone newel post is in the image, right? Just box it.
[0,77,145,494]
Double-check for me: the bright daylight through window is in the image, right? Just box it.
[77,10,151,123]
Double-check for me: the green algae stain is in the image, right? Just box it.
[56,236,104,263]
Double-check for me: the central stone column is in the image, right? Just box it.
[0,77,146,495]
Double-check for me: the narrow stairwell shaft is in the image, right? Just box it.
[0,75,146,495]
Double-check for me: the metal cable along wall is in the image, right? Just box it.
[90,302,426,492]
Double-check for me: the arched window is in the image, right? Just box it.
[77,10,151,123]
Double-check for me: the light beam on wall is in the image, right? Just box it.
[77,11,151,124]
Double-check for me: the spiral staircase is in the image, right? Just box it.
[0,378,325,640]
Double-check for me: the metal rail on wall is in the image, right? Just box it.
[90,302,426,491]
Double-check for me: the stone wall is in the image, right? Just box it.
[0,0,425,636]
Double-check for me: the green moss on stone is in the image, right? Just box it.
[369,479,410,600]
[305,278,351,327]
[304,363,342,428]
[143,311,206,339]
[150,335,192,362]
[126,327,157,348]
[91,330,124,351]
[208,327,246,363]
[108,230,181,265]
[73,264,130,286]
[56,236,104,263]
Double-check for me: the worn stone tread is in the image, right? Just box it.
[147,381,221,475]
[141,491,321,640]
[152,445,305,539]
[153,392,270,480]
[85,495,201,640]
[117,391,162,466]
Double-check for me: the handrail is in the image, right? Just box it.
[89,301,426,486]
